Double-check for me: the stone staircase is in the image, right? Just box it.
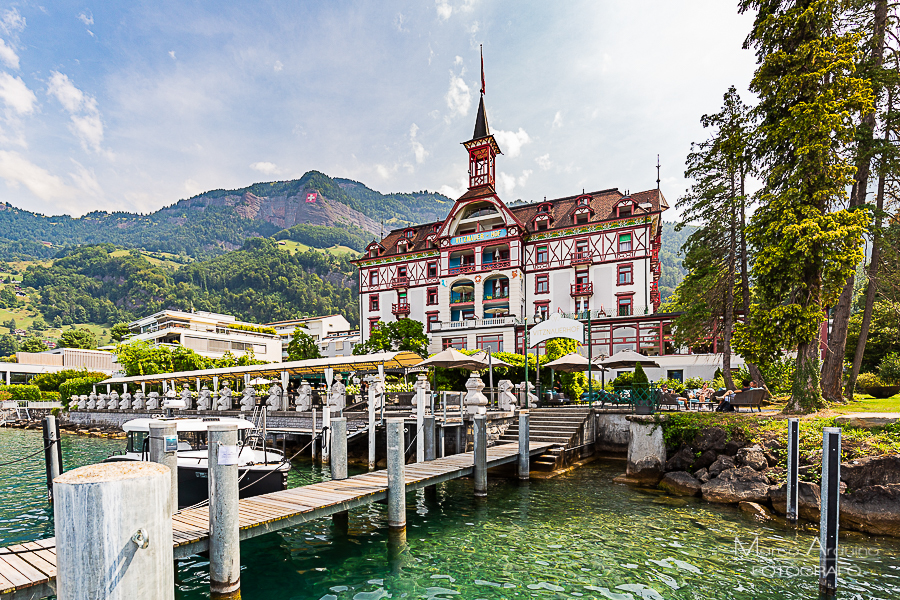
[498,407,594,471]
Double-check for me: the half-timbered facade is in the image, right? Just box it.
[355,95,667,356]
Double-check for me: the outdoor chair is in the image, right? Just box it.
[731,388,765,412]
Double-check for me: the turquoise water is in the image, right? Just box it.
[2,428,899,599]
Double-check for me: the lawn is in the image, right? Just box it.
[829,394,900,414]
[276,239,358,256]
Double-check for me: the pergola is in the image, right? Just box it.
[101,351,424,387]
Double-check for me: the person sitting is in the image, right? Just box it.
[659,384,680,409]
[716,387,737,412]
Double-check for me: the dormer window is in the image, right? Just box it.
[575,211,590,225]
[577,196,591,206]
[617,200,633,218]
[426,235,436,249]
[397,240,409,253]
[537,204,550,213]
[432,223,441,232]
[367,245,381,258]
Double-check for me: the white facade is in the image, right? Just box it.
[127,310,282,362]
[317,331,361,359]
[267,315,355,359]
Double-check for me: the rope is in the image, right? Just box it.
[0,440,56,468]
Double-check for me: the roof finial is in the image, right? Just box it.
[380,220,384,240]
[656,154,661,190]
[480,44,485,96]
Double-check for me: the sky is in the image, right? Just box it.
[0,1,759,218]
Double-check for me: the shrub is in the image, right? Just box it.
[855,372,884,392]
[760,356,796,395]
[879,353,900,385]
[31,368,108,393]
[656,378,685,394]
[611,371,634,388]
[683,376,708,390]
[0,384,41,401]
[633,363,649,386]
[59,375,108,400]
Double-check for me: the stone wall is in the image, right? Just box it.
[595,413,630,453]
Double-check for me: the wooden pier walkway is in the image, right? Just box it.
[0,441,554,600]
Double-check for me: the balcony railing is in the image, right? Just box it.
[483,292,510,302]
[391,303,411,316]
[391,276,409,288]
[442,316,519,330]
[450,295,475,304]
[481,259,511,271]
[448,265,476,276]
[570,283,594,296]
[570,251,593,265]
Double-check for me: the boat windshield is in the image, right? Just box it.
[127,426,250,453]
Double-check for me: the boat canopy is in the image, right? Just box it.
[102,351,424,387]
[122,417,256,433]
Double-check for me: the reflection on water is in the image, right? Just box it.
[2,429,899,599]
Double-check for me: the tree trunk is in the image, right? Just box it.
[820,0,887,402]
[789,333,823,413]
[738,165,766,390]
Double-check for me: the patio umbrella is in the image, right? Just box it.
[452,284,474,292]
[249,377,274,386]
[484,307,507,314]
[468,350,514,401]
[416,348,488,407]
[544,353,593,373]
[597,350,660,370]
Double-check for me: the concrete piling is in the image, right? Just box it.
[54,462,174,600]
[386,418,406,530]
[517,410,530,480]
[149,422,179,514]
[42,415,62,503]
[368,384,377,471]
[311,408,318,461]
[322,406,331,465]
[819,427,841,597]
[473,415,487,497]
[330,417,348,481]
[786,418,799,523]
[208,422,241,599]
[416,382,426,463]
[424,416,436,462]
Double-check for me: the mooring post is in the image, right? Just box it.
[473,415,487,497]
[149,421,178,514]
[42,415,62,503]
[311,407,318,461]
[330,416,349,532]
[208,422,241,599]
[416,380,425,463]
[518,409,530,480]
[786,417,799,523]
[424,415,436,462]
[438,421,445,458]
[322,406,331,465]
[368,383,377,471]
[54,462,174,600]
[819,426,841,597]
[386,418,406,530]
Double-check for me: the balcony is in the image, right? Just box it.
[481,259,511,271]
[570,251,593,265]
[483,292,510,303]
[448,265,476,276]
[391,303,411,316]
[391,276,409,289]
[570,283,594,296]
[443,316,519,330]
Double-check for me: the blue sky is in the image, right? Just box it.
[0,1,757,217]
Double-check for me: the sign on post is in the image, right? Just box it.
[528,313,584,347]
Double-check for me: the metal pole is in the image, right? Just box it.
[311,407,317,461]
[208,423,240,599]
[524,318,529,409]
[786,418,799,524]
[587,315,593,406]
[473,414,487,497]
[149,421,178,514]
[368,382,376,471]
[42,415,61,503]
[54,463,174,600]
[819,427,841,597]
[330,417,348,480]
[517,409,530,480]
[416,381,425,463]
[386,418,406,530]
[424,416,436,462]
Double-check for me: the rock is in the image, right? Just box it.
[839,484,900,537]
[376,459,387,468]
[762,437,783,451]
[665,445,696,472]
[763,451,780,468]
[841,455,900,490]
[768,481,822,521]
[723,440,743,456]
[739,501,773,520]
[694,450,718,470]
[834,413,900,429]
[708,455,736,478]
[659,471,702,496]
[701,466,770,504]
[694,427,727,452]
[694,467,710,484]
[736,445,768,471]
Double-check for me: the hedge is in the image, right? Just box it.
[0,384,41,401]
[59,375,108,400]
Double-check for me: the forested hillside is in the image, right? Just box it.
[658,221,692,301]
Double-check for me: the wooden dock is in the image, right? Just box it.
[0,441,553,600]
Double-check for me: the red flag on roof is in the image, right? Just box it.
[480,45,485,95]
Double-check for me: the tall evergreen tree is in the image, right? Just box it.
[735,0,873,412]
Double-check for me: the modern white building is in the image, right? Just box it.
[2,348,117,384]
[267,315,356,359]
[317,331,361,359]
[127,310,282,362]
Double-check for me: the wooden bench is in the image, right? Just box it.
[731,388,765,412]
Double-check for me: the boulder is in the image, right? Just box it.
[694,450,718,470]
[665,445,696,472]
[659,471,702,496]
[694,467,710,484]
[841,455,900,491]
[694,427,727,452]
[768,481,822,522]
[708,455,736,478]
[834,413,900,429]
[723,440,743,456]
[701,466,770,504]
[763,450,780,468]
[839,484,900,537]
[736,445,768,471]
[739,501,773,520]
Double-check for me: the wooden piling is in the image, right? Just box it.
[208,422,241,599]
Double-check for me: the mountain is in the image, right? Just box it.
[0,171,453,261]
[658,221,692,301]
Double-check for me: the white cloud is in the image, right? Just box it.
[0,73,36,114]
[169,50,176,59]
[453,55,463,66]
[445,72,471,119]
[535,154,553,170]
[273,60,283,72]
[435,0,453,20]
[493,128,531,157]
[69,160,103,198]
[250,161,280,175]
[552,111,563,129]
[409,123,428,164]
[0,151,71,200]
[395,13,406,32]
[184,179,202,196]
[438,171,468,199]
[497,169,532,197]
[46,71,106,153]
[0,9,25,36]
[0,38,19,69]
[77,12,93,26]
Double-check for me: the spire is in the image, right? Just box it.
[656,154,661,190]
[473,94,489,140]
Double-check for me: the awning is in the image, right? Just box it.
[102,351,423,386]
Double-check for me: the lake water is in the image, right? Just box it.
[1,427,899,599]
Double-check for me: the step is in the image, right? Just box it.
[499,435,571,444]
[505,429,578,438]
[506,424,582,433]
